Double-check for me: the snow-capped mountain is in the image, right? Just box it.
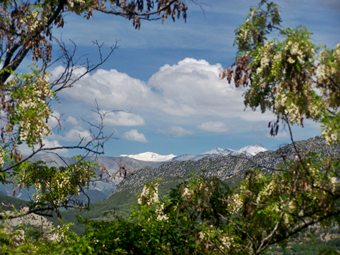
[204,147,235,156]
[204,145,267,157]
[237,145,268,156]
[120,152,176,162]
[172,145,267,162]
[115,137,333,194]
[173,148,234,161]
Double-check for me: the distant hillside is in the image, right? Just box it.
[61,136,338,224]
[0,192,27,210]
[3,137,338,227]
[114,136,338,194]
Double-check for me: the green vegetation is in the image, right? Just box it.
[0,0,339,254]
[0,192,27,210]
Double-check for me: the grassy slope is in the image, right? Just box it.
[0,192,27,210]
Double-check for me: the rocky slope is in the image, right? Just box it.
[114,137,339,194]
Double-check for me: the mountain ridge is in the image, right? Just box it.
[113,136,338,194]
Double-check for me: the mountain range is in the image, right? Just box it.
[57,136,336,223]
[1,138,337,207]
[0,143,268,202]
[113,137,338,194]
[120,144,268,162]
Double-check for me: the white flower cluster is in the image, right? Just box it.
[315,44,340,144]
[219,234,234,250]
[284,102,301,124]
[27,10,40,32]
[67,0,87,9]
[316,44,340,89]
[197,229,214,250]
[19,8,48,33]
[255,42,275,76]
[198,228,233,252]
[286,41,304,64]
[274,83,324,125]
[330,177,339,193]
[227,193,243,213]
[155,203,168,221]
[322,127,338,145]
[182,187,192,199]
[138,183,159,206]
[14,74,52,145]
[12,229,25,247]
[0,148,4,167]
[316,63,326,80]
[256,180,276,203]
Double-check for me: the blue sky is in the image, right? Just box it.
[44,0,340,156]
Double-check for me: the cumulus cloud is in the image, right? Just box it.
[56,58,274,121]
[57,58,272,121]
[41,139,68,154]
[103,111,145,126]
[18,138,68,156]
[66,116,79,126]
[59,68,155,110]
[123,129,147,143]
[52,58,277,148]
[198,121,229,133]
[147,58,245,118]
[63,128,92,142]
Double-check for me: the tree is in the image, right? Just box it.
[222,0,339,144]
[0,0,188,217]
[217,1,340,251]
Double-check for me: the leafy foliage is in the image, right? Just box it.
[222,0,339,143]
[17,159,96,211]
[4,155,337,254]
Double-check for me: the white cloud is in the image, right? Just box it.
[57,58,274,122]
[19,138,68,156]
[123,129,147,143]
[53,58,279,145]
[59,68,154,110]
[66,116,79,126]
[162,126,192,137]
[103,111,145,126]
[48,111,61,129]
[198,121,229,133]
[147,58,267,120]
[41,139,68,154]
[64,128,92,142]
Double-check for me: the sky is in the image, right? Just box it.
[43,0,340,157]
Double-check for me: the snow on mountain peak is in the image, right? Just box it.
[203,145,267,157]
[121,144,267,162]
[237,145,267,156]
[120,152,176,162]
[204,147,235,155]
